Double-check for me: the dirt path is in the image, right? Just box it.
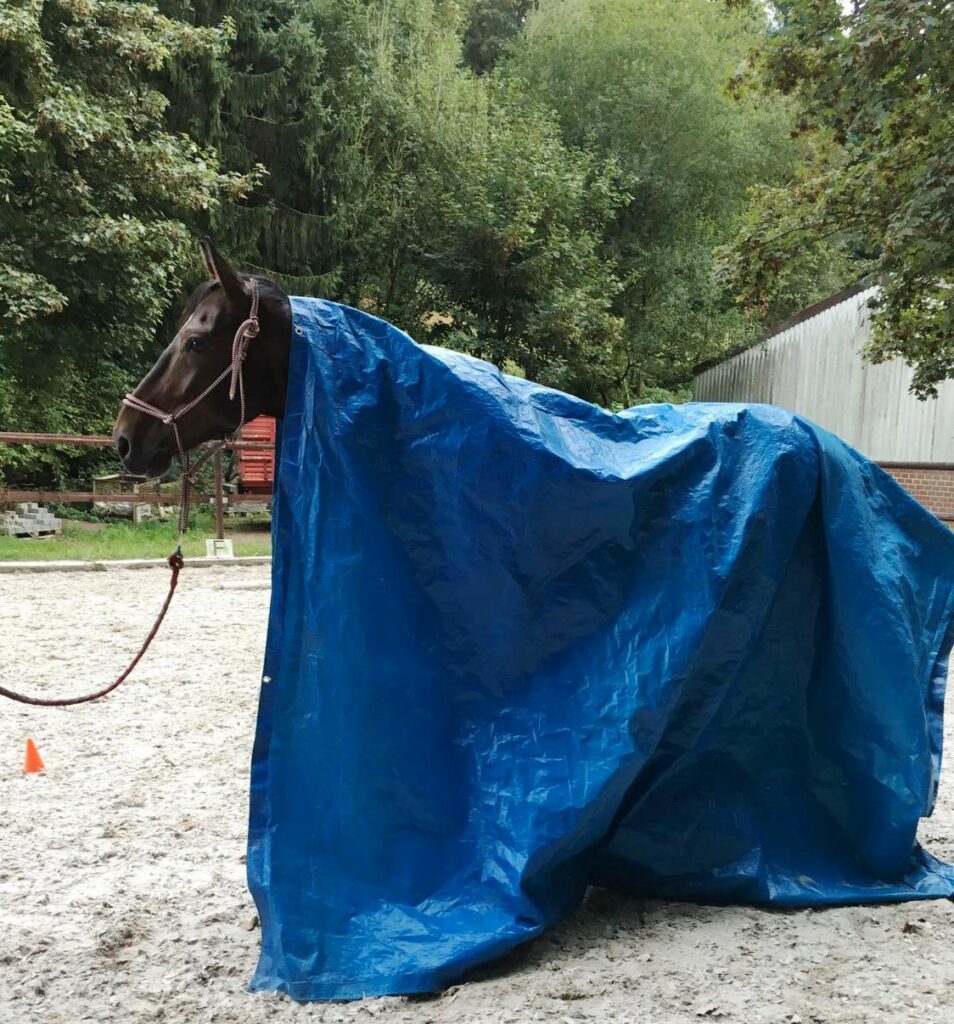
[1,564,952,1024]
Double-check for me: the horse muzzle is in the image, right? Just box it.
[113,422,174,479]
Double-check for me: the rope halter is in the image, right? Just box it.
[122,280,261,541]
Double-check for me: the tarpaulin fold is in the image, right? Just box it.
[247,297,954,1001]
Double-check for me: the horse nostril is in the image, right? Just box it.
[116,434,131,461]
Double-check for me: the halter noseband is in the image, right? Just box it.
[122,279,261,540]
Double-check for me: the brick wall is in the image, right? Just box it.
[881,465,954,522]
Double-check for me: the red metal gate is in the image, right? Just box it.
[236,416,276,494]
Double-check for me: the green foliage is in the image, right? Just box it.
[3,0,821,493]
[159,0,336,291]
[161,0,625,400]
[508,0,801,399]
[0,0,255,485]
[461,0,532,74]
[421,88,626,401]
[721,0,954,397]
[173,0,799,404]
[0,511,271,561]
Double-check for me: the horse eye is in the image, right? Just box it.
[186,337,206,354]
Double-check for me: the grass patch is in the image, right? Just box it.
[0,512,271,561]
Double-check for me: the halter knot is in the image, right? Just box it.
[229,319,258,401]
[228,286,261,402]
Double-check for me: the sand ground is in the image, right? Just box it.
[2,563,953,1024]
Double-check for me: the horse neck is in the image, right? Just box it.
[253,289,292,419]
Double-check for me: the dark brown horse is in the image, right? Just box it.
[113,240,292,477]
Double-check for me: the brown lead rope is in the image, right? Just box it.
[0,283,261,708]
[0,552,183,707]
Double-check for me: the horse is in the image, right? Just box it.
[113,239,291,478]
[109,237,954,1003]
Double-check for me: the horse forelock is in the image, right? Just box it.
[176,280,220,329]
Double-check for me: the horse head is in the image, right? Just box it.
[113,239,291,477]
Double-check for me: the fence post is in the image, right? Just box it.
[214,449,225,541]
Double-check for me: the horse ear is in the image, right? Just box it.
[198,237,247,301]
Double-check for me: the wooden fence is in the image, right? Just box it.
[0,432,274,540]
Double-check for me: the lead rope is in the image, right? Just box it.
[0,283,260,708]
[0,551,184,707]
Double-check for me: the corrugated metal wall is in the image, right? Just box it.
[694,286,954,463]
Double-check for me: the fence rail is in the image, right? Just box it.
[0,491,270,505]
[0,432,274,539]
[0,432,272,450]
[0,431,113,446]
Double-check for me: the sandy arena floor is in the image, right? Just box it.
[2,563,953,1024]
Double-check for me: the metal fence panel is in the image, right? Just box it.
[694,286,954,462]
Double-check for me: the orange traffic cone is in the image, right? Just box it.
[24,738,45,774]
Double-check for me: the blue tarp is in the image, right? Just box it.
[248,297,954,1001]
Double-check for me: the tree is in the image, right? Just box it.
[161,0,627,400]
[461,0,532,75]
[721,0,954,397]
[422,87,626,402]
[507,0,803,401]
[0,0,252,484]
[3,0,813,495]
